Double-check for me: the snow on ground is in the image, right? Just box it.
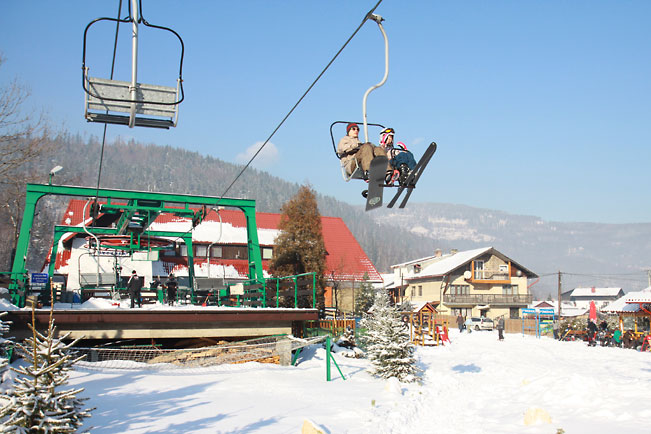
[68,330,651,433]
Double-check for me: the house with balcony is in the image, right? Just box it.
[388,247,537,319]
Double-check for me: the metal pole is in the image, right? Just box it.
[326,335,331,381]
[129,0,139,128]
[557,271,562,318]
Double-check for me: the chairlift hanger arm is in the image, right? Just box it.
[361,14,388,143]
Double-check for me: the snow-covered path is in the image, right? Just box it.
[69,330,651,433]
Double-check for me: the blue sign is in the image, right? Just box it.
[31,273,49,284]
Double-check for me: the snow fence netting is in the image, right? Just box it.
[72,335,325,371]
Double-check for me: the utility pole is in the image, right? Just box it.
[557,271,562,317]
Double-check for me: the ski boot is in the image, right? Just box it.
[398,164,410,186]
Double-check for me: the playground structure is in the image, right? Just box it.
[408,311,450,346]
[521,308,556,339]
[7,183,320,311]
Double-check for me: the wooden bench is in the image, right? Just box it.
[562,330,587,341]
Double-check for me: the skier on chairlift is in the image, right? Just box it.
[379,127,417,186]
[337,123,387,180]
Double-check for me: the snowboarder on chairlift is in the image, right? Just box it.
[337,123,387,179]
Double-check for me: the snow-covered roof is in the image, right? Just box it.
[625,286,651,303]
[402,247,491,280]
[394,247,537,282]
[601,287,651,314]
[570,287,623,298]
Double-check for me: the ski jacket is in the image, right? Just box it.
[337,135,362,173]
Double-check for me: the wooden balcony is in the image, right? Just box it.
[443,293,532,306]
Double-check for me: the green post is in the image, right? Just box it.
[183,235,195,302]
[326,336,331,381]
[294,277,298,308]
[242,205,264,283]
[276,278,279,308]
[9,189,46,306]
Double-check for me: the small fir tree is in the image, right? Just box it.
[360,290,419,382]
[270,185,327,309]
[0,305,92,432]
[354,273,375,316]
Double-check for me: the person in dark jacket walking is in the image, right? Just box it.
[127,270,141,308]
[165,273,178,306]
[497,316,505,341]
[456,313,465,333]
[587,319,598,346]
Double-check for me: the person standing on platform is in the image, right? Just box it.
[127,270,141,308]
[166,273,178,306]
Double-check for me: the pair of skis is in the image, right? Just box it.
[364,142,437,211]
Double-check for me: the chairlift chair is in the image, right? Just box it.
[330,120,385,182]
[82,0,185,129]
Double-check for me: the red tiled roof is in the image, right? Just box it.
[49,199,381,282]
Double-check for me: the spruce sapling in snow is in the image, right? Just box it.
[0,305,92,432]
[360,290,418,382]
[353,272,375,316]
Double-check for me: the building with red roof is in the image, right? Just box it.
[45,199,381,310]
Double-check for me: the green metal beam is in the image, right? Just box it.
[10,184,263,307]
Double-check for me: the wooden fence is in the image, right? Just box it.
[442,314,546,336]
[304,319,356,337]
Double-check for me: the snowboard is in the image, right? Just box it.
[364,155,389,211]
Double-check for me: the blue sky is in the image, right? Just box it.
[1,1,649,224]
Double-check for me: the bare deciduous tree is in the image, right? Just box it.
[0,55,52,269]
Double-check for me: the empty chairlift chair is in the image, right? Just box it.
[82,0,185,129]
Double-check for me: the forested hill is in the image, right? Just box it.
[37,133,436,272]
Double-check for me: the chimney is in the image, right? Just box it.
[434,249,442,258]
[450,249,458,255]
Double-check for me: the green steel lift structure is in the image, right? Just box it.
[8,183,264,307]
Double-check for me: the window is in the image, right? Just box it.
[180,245,187,257]
[503,284,519,295]
[210,246,222,258]
[196,245,208,257]
[509,307,520,319]
[262,247,273,260]
[474,260,484,279]
[450,285,469,295]
[418,285,422,296]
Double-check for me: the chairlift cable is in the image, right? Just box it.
[214,0,384,207]
[94,0,124,213]
[163,0,385,246]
